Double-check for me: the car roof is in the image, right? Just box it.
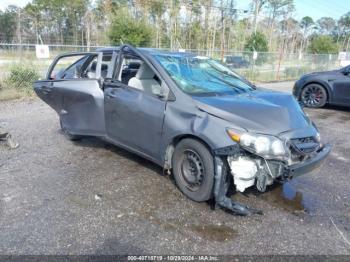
[96,47,120,52]
[96,46,199,58]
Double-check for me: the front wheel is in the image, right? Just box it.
[301,84,327,108]
[172,138,214,202]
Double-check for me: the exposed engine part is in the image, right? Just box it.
[256,170,269,192]
[227,156,257,192]
[227,155,285,193]
[213,156,262,216]
[255,159,275,192]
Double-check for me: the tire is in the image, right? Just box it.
[172,138,214,202]
[301,84,327,108]
[59,119,82,141]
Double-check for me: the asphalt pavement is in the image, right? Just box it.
[0,81,349,255]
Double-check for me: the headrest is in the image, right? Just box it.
[128,62,141,69]
[101,64,108,71]
[136,63,155,79]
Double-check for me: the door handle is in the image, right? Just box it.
[39,85,52,94]
[106,93,118,99]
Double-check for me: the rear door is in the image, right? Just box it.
[34,51,115,136]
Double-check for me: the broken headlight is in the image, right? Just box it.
[227,129,290,160]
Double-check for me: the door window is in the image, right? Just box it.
[47,52,114,81]
[83,53,113,79]
[49,55,89,80]
[117,54,162,97]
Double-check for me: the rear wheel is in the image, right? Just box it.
[59,119,82,141]
[172,138,214,202]
[301,84,327,108]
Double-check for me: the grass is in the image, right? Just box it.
[0,88,35,101]
[0,62,39,101]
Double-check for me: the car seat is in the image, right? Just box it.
[87,61,97,78]
[128,62,161,95]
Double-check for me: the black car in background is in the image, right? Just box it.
[293,65,350,108]
[224,56,250,69]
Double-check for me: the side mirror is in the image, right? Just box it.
[157,82,176,101]
[154,82,168,100]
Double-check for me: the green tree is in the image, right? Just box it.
[308,35,338,53]
[266,0,294,48]
[299,16,314,52]
[244,31,268,52]
[108,11,153,47]
[338,12,350,51]
[300,16,314,31]
[149,0,165,48]
[317,17,336,35]
[0,6,18,42]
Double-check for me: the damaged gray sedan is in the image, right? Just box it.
[34,45,331,215]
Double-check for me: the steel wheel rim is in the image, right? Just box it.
[179,149,205,192]
[301,85,325,107]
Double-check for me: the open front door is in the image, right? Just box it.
[104,46,168,162]
[34,51,117,136]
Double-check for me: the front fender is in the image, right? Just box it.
[160,103,238,165]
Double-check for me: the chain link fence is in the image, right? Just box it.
[0,43,345,99]
[185,49,342,82]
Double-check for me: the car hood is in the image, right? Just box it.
[303,69,340,77]
[193,90,312,136]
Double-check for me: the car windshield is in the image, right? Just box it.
[152,53,255,96]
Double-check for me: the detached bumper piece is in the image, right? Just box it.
[213,157,262,216]
[0,128,19,149]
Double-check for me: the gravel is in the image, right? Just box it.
[0,82,349,255]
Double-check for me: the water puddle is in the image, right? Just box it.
[185,224,238,242]
[157,219,238,242]
[316,111,335,120]
[259,182,309,213]
[339,114,350,122]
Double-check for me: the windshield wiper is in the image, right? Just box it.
[217,69,256,89]
[205,71,246,93]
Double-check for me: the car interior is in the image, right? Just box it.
[83,54,111,79]
[50,51,164,96]
[119,55,162,96]
[84,61,109,79]
[51,53,112,80]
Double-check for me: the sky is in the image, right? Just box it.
[0,0,349,21]
[236,0,349,21]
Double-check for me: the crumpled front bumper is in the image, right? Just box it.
[212,143,331,216]
[286,143,332,178]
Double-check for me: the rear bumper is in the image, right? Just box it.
[286,144,332,178]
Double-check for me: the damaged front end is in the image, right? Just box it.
[213,131,331,216]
